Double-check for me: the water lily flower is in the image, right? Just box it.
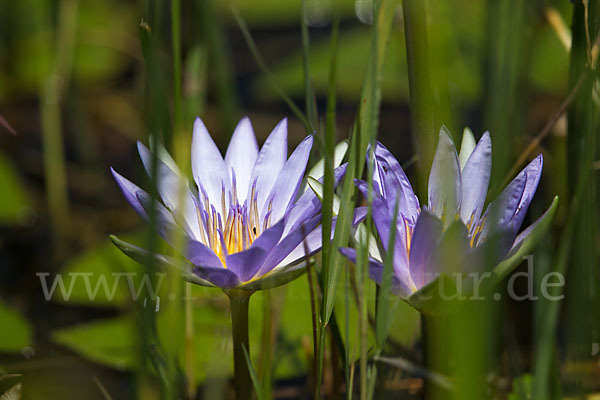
[111,117,346,291]
[341,127,558,305]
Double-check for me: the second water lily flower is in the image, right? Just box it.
[341,127,558,308]
[111,117,345,291]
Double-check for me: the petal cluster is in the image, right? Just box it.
[112,117,342,289]
[342,127,550,299]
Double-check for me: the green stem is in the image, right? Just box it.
[41,0,78,253]
[422,314,452,400]
[228,290,253,400]
[402,0,435,199]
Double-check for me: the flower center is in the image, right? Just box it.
[196,177,272,266]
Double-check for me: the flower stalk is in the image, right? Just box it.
[227,289,253,400]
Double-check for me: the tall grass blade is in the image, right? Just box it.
[402,0,435,198]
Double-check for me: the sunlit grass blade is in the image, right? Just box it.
[366,197,400,398]
[301,0,318,128]
[41,0,78,253]
[242,344,265,400]
[232,7,311,132]
[402,0,435,197]
[533,1,600,397]
[317,2,396,396]
[375,356,453,391]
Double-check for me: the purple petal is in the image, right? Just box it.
[276,206,368,270]
[225,117,259,203]
[460,131,491,225]
[355,180,402,253]
[505,194,553,259]
[284,163,347,235]
[225,219,285,282]
[264,135,314,223]
[191,118,230,208]
[137,142,201,241]
[258,214,321,276]
[372,142,420,222]
[479,169,527,242]
[193,266,240,288]
[247,118,288,212]
[186,240,224,268]
[111,168,148,219]
[510,154,543,232]
[409,210,443,290]
[428,127,461,225]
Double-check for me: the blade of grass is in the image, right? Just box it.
[242,344,265,400]
[532,3,600,395]
[402,0,435,198]
[317,1,396,396]
[202,0,239,136]
[40,0,78,254]
[301,0,318,129]
[232,7,311,132]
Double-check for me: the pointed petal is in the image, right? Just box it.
[409,210,443,290]
[225,219,285,282]
[264,135,313,223]
[458,127,476,170]
[186,240,224,268]
[373,142,420,222]
[191,118,230,207]
[510,154,543,231]
[240,262,308,290]
[137,142,201,240]
[355,180,398,253]
[111,168,148,219]
[460,131,491,225]
[479,169,527,242]
[193,266,240,288]
[248,118,288,212]
[490,197,559,286]
[258,213,322,276]
[428,126,462,225]
[307,140,348,183]
[506,195,557,259]
[225,117,259,203]
[276,206,368,271]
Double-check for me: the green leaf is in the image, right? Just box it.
[239,263,307,291]
[52,236,142,307]
[109,235,212,287]
[0,151,32,226]
[0,302,32,352]
[52,316,140,370]
[407,273,463,316]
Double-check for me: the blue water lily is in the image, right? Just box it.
[111,117,346,290]
[341,127,557,300]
